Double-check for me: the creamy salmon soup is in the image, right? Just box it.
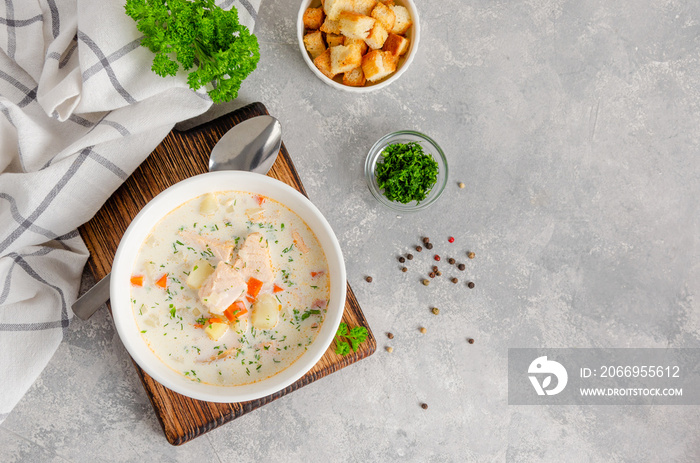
[129,191,330,386]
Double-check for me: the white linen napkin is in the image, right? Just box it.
[0,0,261,423]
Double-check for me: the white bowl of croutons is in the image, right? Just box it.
[297,0,419,92]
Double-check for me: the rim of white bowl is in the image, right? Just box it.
[111,171,347,403]
[296,0,421,93]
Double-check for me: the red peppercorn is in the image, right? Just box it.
[434,255,440,261]
[448,236,455,243]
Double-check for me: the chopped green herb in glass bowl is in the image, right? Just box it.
[365,131,448,212]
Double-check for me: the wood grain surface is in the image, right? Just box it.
[78,102,376,445]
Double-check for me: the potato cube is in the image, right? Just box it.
[251,294,280,330]
[304,30,326,59]
[303,7,325,30]
[199,193,218,216]
[205,321,229,341]
[186,260,215,290]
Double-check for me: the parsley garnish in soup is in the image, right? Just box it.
[130,191,329,385]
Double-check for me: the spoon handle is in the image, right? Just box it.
[72,273,111,320]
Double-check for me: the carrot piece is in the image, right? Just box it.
[311,271,324,278]
[155,274,167,289]
[208,317,224,324]
[224,301,248,322]
[253,195,265,206]
[246,295,256,304]
[130,275,144,286]
[194,324,204,329]
[246,277,263,298]
[273,284,284,293]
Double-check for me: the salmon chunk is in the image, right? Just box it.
[198,262,247,314]
[233,232,275,285]
[180,231,235,263]
[292,230,310,254]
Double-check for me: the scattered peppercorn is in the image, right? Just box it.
[429,272,436,278]
[420,327,427,334]
[416,246,422,252]
[422,237,430,244]
[365,276,373,283]
[422,279,430,286]
[432,265,439,272]
[448,236,455,243]
[402,267,408,272]
[448,258,455,265]
[467,251,475,259]
[458,263,465,271]
[386,346,394,353]
[387,332,394,339]
[407,253,414,260]
[426,242,433,250]
[434,255,440,261]
[431,307,439,315]
[468,281,475,289]
[421,403,428,410]
[436,270,442,276]
[451,277,458,284]
[398,256,406,263]
[458,182,465,189]
[468,338,475,344]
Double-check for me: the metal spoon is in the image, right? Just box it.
[72,115,282,320]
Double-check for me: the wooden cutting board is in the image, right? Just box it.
[78,102,376,445]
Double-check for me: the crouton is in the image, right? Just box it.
[323,0,354,20]
[338,12,375,40]
[389,5,412,34]
[370,2,395,32]
[380,0,395,6]
[345,37,368,55]
[343,66,367,87]
[353,0,378,16]
[320,17,341,35]
[313,48,336,79]
[364,22,388,49]
[330,43,363,75]
[303,7,325,30]
[382,33,409,55]
[325,33,345,47]
[361,49,397,82]
[303,30,327,59]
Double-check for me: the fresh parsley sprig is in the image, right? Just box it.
[334,323,369,356]
[375,142,439,204]
[125,0,260,103]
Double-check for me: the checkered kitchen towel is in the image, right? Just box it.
[0,0,260,423]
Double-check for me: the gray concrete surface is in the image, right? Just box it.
[3,0,700,461]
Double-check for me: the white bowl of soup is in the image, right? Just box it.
[110,171,346,403]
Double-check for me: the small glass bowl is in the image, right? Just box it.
[364,130,448,212]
